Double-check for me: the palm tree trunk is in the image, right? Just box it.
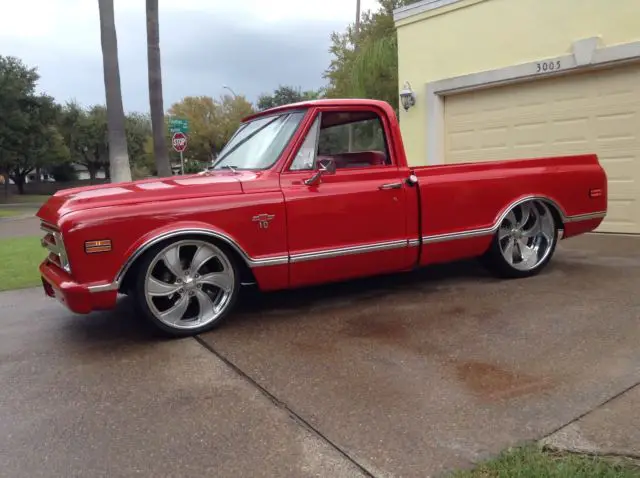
[146,0,171,177]
[98,0,132,183]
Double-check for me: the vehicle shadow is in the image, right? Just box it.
[233,258,496,317]
[60,258,508,342]
[60,297,166,345]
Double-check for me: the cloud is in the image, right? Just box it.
[0,0,381,112]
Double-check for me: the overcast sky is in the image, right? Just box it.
[0,0,380,112]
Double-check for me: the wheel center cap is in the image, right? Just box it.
[183,277,197,291]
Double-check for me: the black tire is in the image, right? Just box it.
[131,237,241,338]
[481,200,559,279]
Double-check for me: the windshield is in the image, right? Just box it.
[212,111,306,170]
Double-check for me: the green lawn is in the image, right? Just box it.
[0,235,46,291]
[0,209,21,218]
[453,445,640,478]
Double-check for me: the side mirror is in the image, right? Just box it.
[304,158,336,186]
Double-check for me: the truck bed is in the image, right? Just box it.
[411,154,607,266]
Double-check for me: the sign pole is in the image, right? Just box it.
[180,150,184,175]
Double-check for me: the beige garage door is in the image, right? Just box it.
[444,63,640,234]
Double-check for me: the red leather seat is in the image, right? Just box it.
[329,151,387,168]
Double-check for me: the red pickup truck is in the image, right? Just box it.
[37,99,607,337]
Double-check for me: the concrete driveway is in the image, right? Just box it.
[1,233,639,477]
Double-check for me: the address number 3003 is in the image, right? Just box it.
[536,61,561,73]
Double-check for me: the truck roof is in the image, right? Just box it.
[242,98,395,123]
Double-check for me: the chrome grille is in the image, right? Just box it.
[40,222,71,273]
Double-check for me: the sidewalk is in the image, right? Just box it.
[0,202,43,208]
[542,383,640,459]
[0,216,40,238]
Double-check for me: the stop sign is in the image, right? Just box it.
[172,132,188,153]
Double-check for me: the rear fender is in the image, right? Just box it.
[419,194,569,267]
[494,195,567,231]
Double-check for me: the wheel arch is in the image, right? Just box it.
[117,228,257,295]
[495,195,566,233]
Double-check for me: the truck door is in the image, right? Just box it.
[280,106,415,287]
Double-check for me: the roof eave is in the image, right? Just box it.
[393,0,466,23]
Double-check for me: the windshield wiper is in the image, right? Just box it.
[206,164,238,173]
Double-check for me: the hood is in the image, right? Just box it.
[37,170,250,225]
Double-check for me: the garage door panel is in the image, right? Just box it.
[600,155,639,181]
[444,64,640,233]
[550,116,590,146]
[479,126,509,151]
[513,121,547,150]
[595,115,638,146]
[603,197,637,233]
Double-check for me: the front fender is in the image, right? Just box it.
[112,220,256,288]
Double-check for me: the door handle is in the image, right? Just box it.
[378,182,402,190]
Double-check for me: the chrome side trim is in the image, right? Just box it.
[289,239,408,264]
[423,227,493,244]
[563,211,607,223]
[249,256,290,267]
[87,199,605,294]
[422,196,606,244]
[87,283,118,293]
[90,236,410,293]
[108,228,286,292]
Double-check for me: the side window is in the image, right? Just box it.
[290,116,320,171]
[317,111,390,168]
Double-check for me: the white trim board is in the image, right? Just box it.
[425,38,640,165]
[394,0,466,22]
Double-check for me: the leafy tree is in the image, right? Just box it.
[49,162,78,182]
[146,0,171,177]
[98,0,132,182]
[0,55,38,189]
[9,96,70,193]
[167,94,255,163]
[0,56,71,193]
[183,159,208,174]
[323,0,419,111]
[256,85,323,111]
[125,112,153,169]
[216,94,257,144]
[58,103,151,182]
[58,103,108,182]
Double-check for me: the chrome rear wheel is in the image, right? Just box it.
[497,200,556,272]
[484,199,559,278]
[135,238,239,336]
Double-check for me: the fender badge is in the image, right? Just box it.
[252,214,275,229]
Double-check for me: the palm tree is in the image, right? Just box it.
[97,0,132,183]
[355,0,361,39]
[146,0,171,177]
[349,0,362,152]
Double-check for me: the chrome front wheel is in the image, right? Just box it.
[135,238,239,336]
[484,200,558,278]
